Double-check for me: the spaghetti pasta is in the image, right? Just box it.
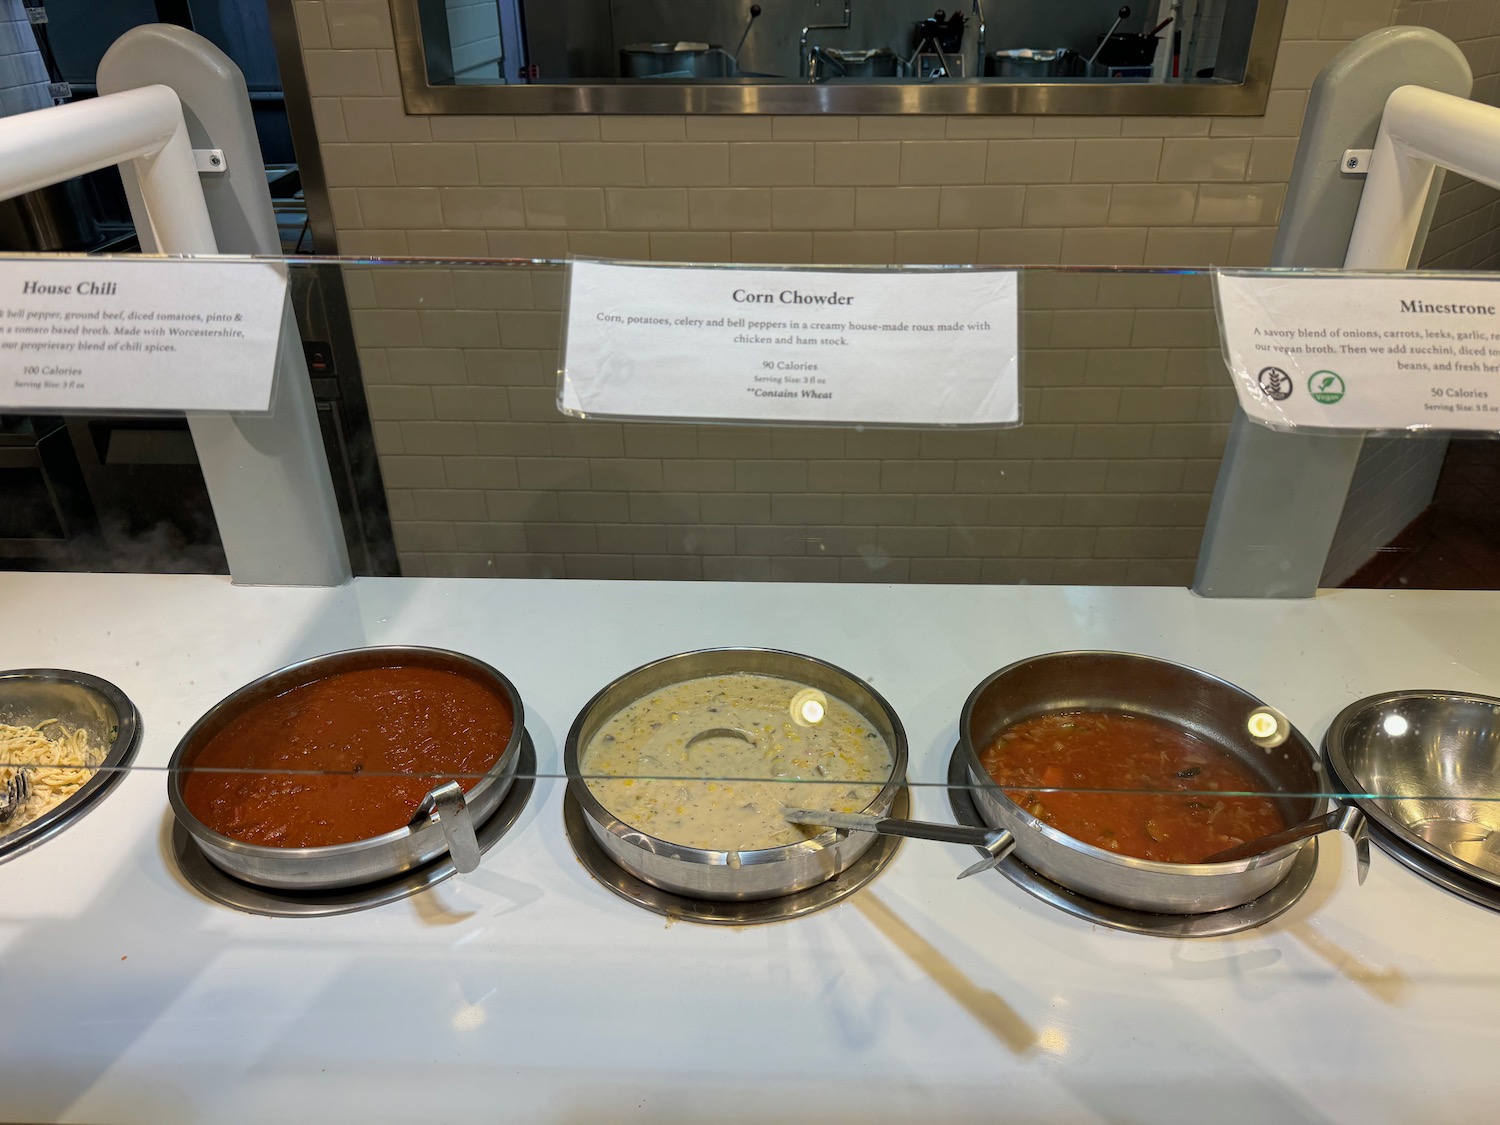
[0,720,102,836]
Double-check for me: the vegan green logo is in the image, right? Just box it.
[1309,370,1346,404]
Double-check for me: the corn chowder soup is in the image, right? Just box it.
[581,672,893,850]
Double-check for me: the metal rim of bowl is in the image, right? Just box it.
[991,47,1072,59]
[0,668,142,862]
[563,783,908,925]
[1325,689,1500,889]
[957,649,1323,878]
[946,744,1319,937]
[563,646,909,874]
[171,732,538,918]
[166,645,526,864]
[621,42,716,54]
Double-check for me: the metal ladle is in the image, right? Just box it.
[731,4,762,61]
[1203,805,1370,883]
[783,807,1017,880]
[411,780,481,874]
[1085,5,1131,70]
[689,725,1016,874]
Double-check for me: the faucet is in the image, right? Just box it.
[800,0,852,80]
[973,0,986,68]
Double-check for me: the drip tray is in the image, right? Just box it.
[1367,820,1500,913]
[563,787,907,926]
[946,747,1316,938]
[172,732,537,918]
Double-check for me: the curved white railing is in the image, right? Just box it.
[0,84,215,254]
[1347,84,1500,269]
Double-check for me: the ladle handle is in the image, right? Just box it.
[786,806,990,845]
[784,806,1016,880]
[872,816,994,847]
[1202,804,1367,874]
[1086,5,1131,67]
[876,817,1019,879]
[732,4,761,59]
[414,780,482,874]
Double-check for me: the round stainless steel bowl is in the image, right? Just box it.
[565,648,908,901]
[0,668,142,862]
[1326,690,1500,888]
[957,651,1324,914]
[168,647,524,891]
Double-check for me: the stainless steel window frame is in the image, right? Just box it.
[387,0,1288,116]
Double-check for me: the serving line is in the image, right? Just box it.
[1,572,1499,1121]
[1,758,1489,804]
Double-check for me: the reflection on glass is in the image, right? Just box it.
[414,0,1262,87]
[790,688,828,726]
[1246,707,1290,748]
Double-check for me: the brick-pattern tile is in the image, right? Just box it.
[346,261,1240,583]
[306,1,1437,582]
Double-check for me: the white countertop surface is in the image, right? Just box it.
[0,573,1495,1124]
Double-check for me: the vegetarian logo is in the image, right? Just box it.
[1257,366,1293,401]
[1309,370,1346,404]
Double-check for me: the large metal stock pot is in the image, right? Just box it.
[619,42,733,78]
[958,651,1324,913]
[565,647,907,901]
[168,646,524,891]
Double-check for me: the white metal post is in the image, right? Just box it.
[98,27,352,588]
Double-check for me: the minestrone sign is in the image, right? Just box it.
[1216,270,1500,432]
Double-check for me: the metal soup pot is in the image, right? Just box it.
[167,646,524,891]
[808,47,904,80]
[1093,32,1160,67]
[957,651,1324,913]
[619,42,734,79]
[985,48,1079,78]
[565,648,908,901]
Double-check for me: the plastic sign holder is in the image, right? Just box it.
[1215,269,1500,433]
[559,258,1020,428]
[0,255,286,414]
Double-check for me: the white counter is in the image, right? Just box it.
[0,573,1495,1123]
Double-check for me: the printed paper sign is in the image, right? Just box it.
[1216,271,1500,431]
[560,260,1019,426]
[0,257,287,413]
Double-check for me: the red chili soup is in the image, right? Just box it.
[182,665,514,848]
[980,710,1285,864]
